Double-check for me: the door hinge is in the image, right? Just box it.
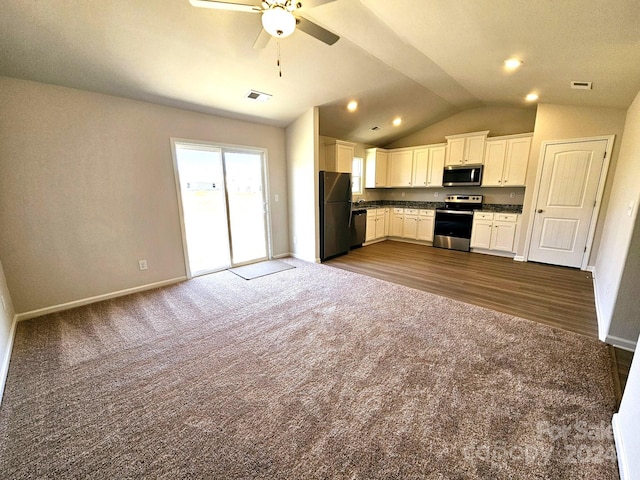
[584,246,587,252]
[604,151,607,159]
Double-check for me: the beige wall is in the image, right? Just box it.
[286,108,319,263]
[594,90,640,347]
[386,106,537,148]
[0,77,289,314]
[0,256,16,403]
[518,104,627,262]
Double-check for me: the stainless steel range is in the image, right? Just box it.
[433,194,483,252]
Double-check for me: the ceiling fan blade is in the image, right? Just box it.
[253,28,271,49]
[189,0,261,13]
[295,16,339,46]
[299,0,338,9]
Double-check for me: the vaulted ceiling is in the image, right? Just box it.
[1,0,638,146]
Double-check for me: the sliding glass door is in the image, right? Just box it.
[173,142,270,277]
[224,151,268,265]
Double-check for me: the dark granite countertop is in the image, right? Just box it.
[354,200,522,214]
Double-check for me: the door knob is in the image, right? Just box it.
[537,209,544,213]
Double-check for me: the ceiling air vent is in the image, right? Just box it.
[571,81,592,90]
[245,90,272,102]
[370,126,381,131]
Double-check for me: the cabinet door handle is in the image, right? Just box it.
[537,209,544,213]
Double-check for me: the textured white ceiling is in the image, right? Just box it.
[0,0,638,145]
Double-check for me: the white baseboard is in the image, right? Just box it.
[606,334,637,352]
[591,267,609,343]
[612,414,630,480]
[272,253,292,259]
[15,277,187,322]
[0,313,18,406]
[513,255,525,262]
[470,248,515,259]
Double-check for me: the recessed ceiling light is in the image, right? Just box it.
[393,117,402,126]
[504,58,523,71]
[525,92,539,102]
[347,100,358,112]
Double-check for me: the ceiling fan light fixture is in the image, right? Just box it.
[262,6,296,38]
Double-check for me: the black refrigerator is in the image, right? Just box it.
[319,171,352,261]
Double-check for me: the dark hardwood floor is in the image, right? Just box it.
[325,240,633,402]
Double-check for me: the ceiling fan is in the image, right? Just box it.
[189,0,340,48]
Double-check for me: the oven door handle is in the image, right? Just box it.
[436,209,475,215]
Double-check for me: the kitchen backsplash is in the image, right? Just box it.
[353,199,523,214]
[356,186,525,207]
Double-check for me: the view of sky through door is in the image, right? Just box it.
[174,143,269,276]
[175,146,231,275]
[224,151,268,265]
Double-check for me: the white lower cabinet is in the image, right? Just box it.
[390,208,404,237]
[471,212,519,253]
[365,208,388,242]
[391,208,435,242]
[367,207,435,243]
[416,209,435,242]
[365,210,377,242]
[403,209,419,238]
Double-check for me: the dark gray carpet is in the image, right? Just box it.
[229,259,295,280]
[0,259,619,479]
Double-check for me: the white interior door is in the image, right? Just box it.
[528,139,607,268]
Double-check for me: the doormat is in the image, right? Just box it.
[229,260,295,280]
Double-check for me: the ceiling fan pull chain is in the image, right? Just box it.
[277,41,283,77]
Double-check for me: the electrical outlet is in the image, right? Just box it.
[510,192,516,199]
[138,259,148,271]
[274,194,279,202]
[628,200,635,217]
[401,192,405,197]
[434,192,439,198]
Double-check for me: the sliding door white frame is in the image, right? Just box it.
[170,138,273,279]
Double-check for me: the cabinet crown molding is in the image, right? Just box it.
[485,132,533,142]
[445,130,490,140]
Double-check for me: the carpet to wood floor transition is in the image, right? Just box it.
[0,259,620,479]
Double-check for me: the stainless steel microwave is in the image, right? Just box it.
[442,165,483,187]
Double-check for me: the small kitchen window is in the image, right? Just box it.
[352,157,363,195]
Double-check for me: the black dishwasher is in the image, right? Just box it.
[350,210,367,248]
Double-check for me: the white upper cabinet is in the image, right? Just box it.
[412,144,445,188]
[325,140,356,173]
[388,149,413,187]
[483,140,508,186]
[445,131,489,166]
[427,145,446,187]
[365,148,389,188]
[482,134,532,187]
[412,148,429,187]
